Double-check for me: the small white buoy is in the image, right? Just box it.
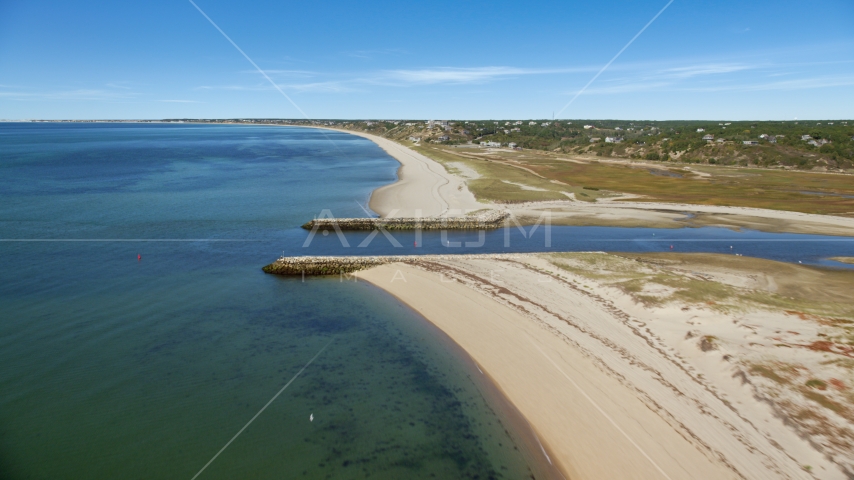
[798,261,802,264]
[309,413,314,422]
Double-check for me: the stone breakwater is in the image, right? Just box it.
[262,253,524,276]
[301,210,509,231]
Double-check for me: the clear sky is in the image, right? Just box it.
[1,0,852,120]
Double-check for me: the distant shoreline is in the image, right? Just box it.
[308,126,484,218]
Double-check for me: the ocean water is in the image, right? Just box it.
[3,123,853,480]
[0,123,553,479]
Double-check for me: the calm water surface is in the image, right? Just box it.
[3,123,853,479]
[0,123,551,479]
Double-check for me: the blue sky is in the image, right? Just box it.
[1,0,852,120]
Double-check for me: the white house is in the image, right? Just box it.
[743,140,758,146]
[589,137,601,143]
[702,134,714,141]
[696,128,705,132]
[583,125,594,129]
[605,136,623,143]
[801,135,813,141]
[716,138,726,143]
[541,122,550,127]
[529,121,537,126]
[408,136,421,142]
[508,142,517,148]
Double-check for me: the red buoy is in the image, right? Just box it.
[138,254,141,261]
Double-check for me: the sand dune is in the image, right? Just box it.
[360,254,849,479]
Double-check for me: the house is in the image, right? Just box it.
[437,135,450,142]
[589,137,601,143]
[541,122,550,127]
[511,127,521,132]
[702,134,714,141]
[808,139,829,147]
[615,127,623,130]
[767,136,777,144]
[514,121,523,125]
[743,140,759,145]
[801,135,813,141]
[724,122,732,125]
[480,141,501,147]
[504,129,510,134]
[583,125,594,129]
[529,121,537,126]
[605,136,623,143]
[408,136,421,142]
[716,138,726,143]
[696,128,705,132]
[508,142,517,148]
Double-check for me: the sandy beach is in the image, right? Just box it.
[314,128,484,217]
[306,133,854,478]
[315,127,854,236]
[358,254,854,479]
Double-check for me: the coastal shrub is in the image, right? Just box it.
[644,152,660,161]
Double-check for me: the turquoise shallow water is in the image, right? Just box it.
[0,123,550,479]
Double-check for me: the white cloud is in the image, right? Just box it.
[657,63,754,79]
[106,82,133,90]
[370,66,591,86]
[279,81,356,93]
[195,84,267,91]
[242,69,317,78]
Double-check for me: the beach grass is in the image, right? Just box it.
[417,145,854,216]
[546,252,854,319]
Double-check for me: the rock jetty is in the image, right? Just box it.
[301,210,508,231]
[262,256,404,276]
[261,253,535,276]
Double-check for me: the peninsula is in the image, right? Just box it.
[266,124,854,479]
